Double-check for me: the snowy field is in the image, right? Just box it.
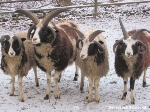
[0,2,150,112]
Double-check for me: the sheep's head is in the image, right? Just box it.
[15,9,68,45]
[69,27,104,59]
[113,18,149,58]
[0,35,25,57]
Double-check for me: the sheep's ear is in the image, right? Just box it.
[21,38,26,42]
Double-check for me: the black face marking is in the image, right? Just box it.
[12,39,21,55]
[119,42,127,54]
[88,41,103,56]
[132,43,138,55]
[39,26,54,43]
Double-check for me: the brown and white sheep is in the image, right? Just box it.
[15,9,80,100]
[113,18,150,104]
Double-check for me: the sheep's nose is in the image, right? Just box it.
[10,52,14,55]
[80,54,85,59]
[33,38,37,41]
[127,52,131,56]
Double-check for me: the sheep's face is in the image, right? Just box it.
[118,37,140,58]
[1,36,23,57]
[79,38,103,59]
[32,23,54,45]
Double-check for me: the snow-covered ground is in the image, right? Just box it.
[0,2,150,112]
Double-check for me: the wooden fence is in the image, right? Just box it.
[0,0,150,16]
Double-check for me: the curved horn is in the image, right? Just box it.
[93,40,104,53]
[132,29,150,40]
[119,17,129,40]
[113,39,123,53]
[13,36,22,50]
[15,10,39,24]
[41,8,68,26]
[0,35,10,42]
[89,30,105,42]
[67,26,84,39]
[27,24,36,39]
[137,41,147,54]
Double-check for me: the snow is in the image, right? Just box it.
[0,2,150,112]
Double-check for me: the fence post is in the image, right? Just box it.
[94,0,98,18]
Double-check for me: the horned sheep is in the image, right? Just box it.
[0,31,39,102]
[113,18,150,104]
[15,9,80,100]
[70,28,109,103]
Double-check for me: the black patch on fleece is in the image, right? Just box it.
[1,55,7,73]
[34,47,43,59]
[35,60,46,72]
[48,28,73,71]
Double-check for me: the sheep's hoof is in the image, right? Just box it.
[44,94,49,100]
[131,98,135,104]
[36,84,39,87]
[10,93,14,96]
[143,82,148,87]
[88,99,92,103]
[80,88,84,93]
[73,77,78,81]
[121,96,126,100]
[54,92,60,99]
[87,96,92,103]
[95,99,99,103]
[55,96,60,99]
[20,99,24,102]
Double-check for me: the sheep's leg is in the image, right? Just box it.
[143,70,147,87]
[33,66,39,87]
[130,77,135,104]
[94,77,100,103]
[73,64,79,81]
[18,75,24,102]
[121,77,128,100]
[54,71,61,99]
[87,77,93,103]
[80,74,84,93]
[10,76,15,96]
[44,72,51,100]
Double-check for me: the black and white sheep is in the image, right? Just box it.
[69,27,109,103]
[113,18,150,104]
[15,9,80,99]
[0,31,39,102]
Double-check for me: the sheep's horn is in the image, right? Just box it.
[89,30,104,42]
[131,29,150,40]
[119,17,129,40]
[93,40,104,53]
[0,35,10,42]
[15,10,39,24]
[137,41,147,54]
[27,24,36,39]
[13,36,22,50]
[67,27,84,39]
[113,39,123,53]
[41,8,68,26]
